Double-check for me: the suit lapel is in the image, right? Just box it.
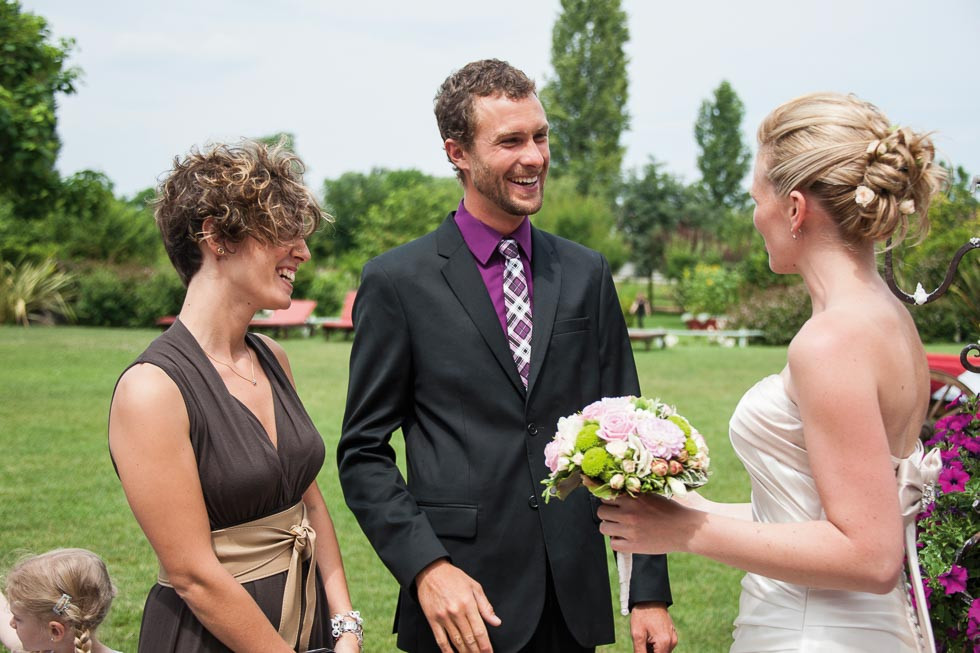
[527,227,559,396]
[437,216,526,397]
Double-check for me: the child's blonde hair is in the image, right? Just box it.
[2,548,116,653]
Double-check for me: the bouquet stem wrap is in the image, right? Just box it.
[617,551,632,615]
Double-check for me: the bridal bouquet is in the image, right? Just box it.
[917,393,980,652]
[541,395,710,613]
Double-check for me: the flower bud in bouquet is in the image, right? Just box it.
[625,476,642,493]
[649,459,668,477]
[668,460,684,475]
[609,474,625,490]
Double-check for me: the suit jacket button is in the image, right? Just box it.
[527,423,538,436]
[528,495,538,510]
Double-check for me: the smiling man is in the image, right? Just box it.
[338,59,676,653]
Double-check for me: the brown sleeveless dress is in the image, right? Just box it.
[112,319,332,652]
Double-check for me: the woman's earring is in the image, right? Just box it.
[217,246,226,255]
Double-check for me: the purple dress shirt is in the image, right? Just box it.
[453,200,533,336]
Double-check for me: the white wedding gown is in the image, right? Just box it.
[728,374,940,653]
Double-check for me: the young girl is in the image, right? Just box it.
[1,548,121,653]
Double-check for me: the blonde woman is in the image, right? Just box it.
[2,548,121,653]
[109,141,359,652]
[598,93,944,652]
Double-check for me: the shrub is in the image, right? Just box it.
[729,283,811,345]
[0,258,76,325]
[74,266,183,327]
[292,266,353,317]
[673,263,741,316]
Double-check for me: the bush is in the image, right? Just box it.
[292,266,353,317]
[729,283,811,345]
[673,263,741,316]
[74,266,183,327]
[0,258,76,325]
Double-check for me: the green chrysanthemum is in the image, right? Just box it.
[668,414,691,436]
[581,446,612,477]
[575,424,602,451]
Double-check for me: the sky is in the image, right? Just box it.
[22,0,980,198]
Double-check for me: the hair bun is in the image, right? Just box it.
[758,92,945,245]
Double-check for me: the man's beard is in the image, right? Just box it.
[469,156,545,217]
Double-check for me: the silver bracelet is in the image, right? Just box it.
[330,610,363,648]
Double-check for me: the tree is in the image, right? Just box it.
[348,176,458,273]
[533,175,627,270]
[541,0,629,199]
[694,80,751,211]
[0,0,79,217]
[319,168,430,261]
[618,160,694,280]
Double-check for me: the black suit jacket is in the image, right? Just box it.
[338,215,671,652]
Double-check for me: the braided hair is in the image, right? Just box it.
[2,549,116,653]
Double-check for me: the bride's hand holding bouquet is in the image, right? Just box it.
[541,395,710,613]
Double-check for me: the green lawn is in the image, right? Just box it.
[0,326,966,651]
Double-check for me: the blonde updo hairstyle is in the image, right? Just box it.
[2,549,117,653]
[757,92,945,246]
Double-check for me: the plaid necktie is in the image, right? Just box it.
[498,239,532,387]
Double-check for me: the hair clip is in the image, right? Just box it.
[53,593,72,616]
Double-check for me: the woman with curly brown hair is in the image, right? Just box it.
[598,93,946,652]
[109,140,360,653]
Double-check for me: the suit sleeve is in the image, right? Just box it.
[596,255,674,608]
[337,259,449,589]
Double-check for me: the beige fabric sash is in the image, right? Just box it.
[157,502,318,651]
[897,442,942,653]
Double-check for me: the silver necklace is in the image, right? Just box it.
[204,347,257,386]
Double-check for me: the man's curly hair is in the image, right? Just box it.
[434,59,537,179]
[153,139,327,285]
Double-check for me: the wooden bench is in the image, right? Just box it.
[628,329,667,350]
[628,327,765,350]
[156,299,318,338]
[320,290,356,339]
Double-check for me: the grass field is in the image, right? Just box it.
[0,326,966,652]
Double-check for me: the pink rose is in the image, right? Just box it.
[650,459,669,477]
[544,440,562,473]
[582,396,634,421]
[668,460,684,475]
[598,409,637,442]
[635,417,685,458]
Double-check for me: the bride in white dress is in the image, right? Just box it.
[597,93,945,652]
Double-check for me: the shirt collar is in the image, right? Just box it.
[454,199,532,265]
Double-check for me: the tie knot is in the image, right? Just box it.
[498,239,519,260]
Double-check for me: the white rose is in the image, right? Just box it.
[572,452,584,466]
[609,473,625,490]
[899,199,916,215]
[854,185,875,207]
[605,440,629,459]
[556,414,585,444]
[625,476,642,492]
[622,459,637,474]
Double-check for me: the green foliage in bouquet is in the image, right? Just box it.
[918,393,980,651]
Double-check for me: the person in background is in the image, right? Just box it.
[1,548,122,653]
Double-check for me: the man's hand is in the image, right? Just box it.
[416,559,501,653]
[629,601,677,652]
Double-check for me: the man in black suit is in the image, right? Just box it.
[338,59,676,653]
